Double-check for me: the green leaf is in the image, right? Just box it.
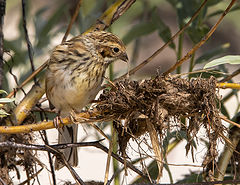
[0,90,7,95]
[122,21,158,45]
[0,109,10,116]
[204,55,240,69]
[152,10,175,49]
[187,24,209,43]
[0,98,15,103]
[195,43,230,64]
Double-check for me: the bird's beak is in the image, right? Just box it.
[120,53,129,62]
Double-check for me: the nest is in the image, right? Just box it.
[97,75,225,173]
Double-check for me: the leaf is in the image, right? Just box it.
[152,10,175,49]
[0,98,15,103]
[195,43,230,64]
[0,90,7,95]
[187,24,209,43]
[122,21,158,45]
[0,109,10,116]
[204,55,240,69]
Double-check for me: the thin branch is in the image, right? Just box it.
[18,168,43,185]
[61,0,82,43]
[220,67,240,82]
[116,0,209,81]
[39,130,56,185]
[0,139,148,179]
[6,62,47,98]
[22,0,36,83]
[163,0,237,75]
[0,0,6,89]
[44,144,85,185]
[220,115,240,129]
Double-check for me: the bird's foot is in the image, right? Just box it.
[69,110,78,123]
[53,115,64,128]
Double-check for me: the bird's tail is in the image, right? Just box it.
[55,124,78,170]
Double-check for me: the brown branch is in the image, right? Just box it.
[61,0,82,43]
[220,115,240,129]
[22,0,36,83]
[163,0,237,75]
[6,62,47,98]
[219,67,240,82]
[0,140,148,180]
[116,0,209,81]
[0,0,5,89]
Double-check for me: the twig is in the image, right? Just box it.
[104,132,114,185]
[6,62,47,98]
[220,115,240,129]
[163,0,237,75]
[61,0,82,43]
[22,0,36,83]
[39,130,56,185]
[44,145,85,185]
[220,67,240,82]
[0,0,5,89]
[0,139,148,179]
[18,168,43,185]
[116,0,209,81]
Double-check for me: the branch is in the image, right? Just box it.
[0,0,6,89]
[0,139,148,179]
[217,82,240,89]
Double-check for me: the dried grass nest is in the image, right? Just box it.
[97,75,225,169]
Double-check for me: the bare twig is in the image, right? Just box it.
[220,115,240,129]
[0,139,148,179]
[61,0,82,43]
[220,67,240,82]
[22,0,36,83]
[18,168,43,185]
[39,130,56,185]
[0,0,5,89]
[6,62,47,98]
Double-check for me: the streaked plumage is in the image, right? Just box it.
[45,31,128,169]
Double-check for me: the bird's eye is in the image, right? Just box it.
[113,47,120,53]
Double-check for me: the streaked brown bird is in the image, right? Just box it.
[45,31,128,169]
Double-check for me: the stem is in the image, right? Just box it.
[176,32,184,74]
[108,63,120,185]
[189,52,195,73]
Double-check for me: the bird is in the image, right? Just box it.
[45,30,128,169]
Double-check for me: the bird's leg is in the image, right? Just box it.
[103,76,117,90]
[69,110,78,123]
[53,112,64,128]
